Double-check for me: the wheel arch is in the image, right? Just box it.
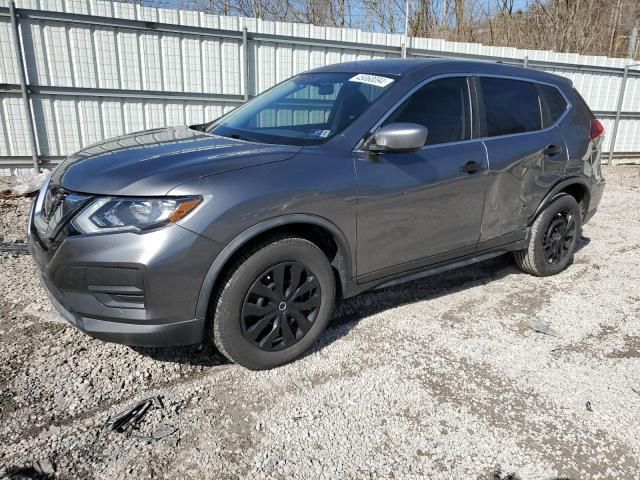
[194,214,354,322]
[531,177,591,224]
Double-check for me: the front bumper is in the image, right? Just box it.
[41,273,204,346]
[29,222,221,347]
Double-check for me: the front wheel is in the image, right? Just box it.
[212,236,335,370]
[514,194,582,276]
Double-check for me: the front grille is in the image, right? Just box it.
[33,183,92,250]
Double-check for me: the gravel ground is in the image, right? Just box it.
[1,166,639,479]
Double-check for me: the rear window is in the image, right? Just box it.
[571,87,596,123]
[481,77,542,137]
[539,84,568,126]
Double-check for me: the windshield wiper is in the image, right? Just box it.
[211,128,257,142]
[229,133,254,142]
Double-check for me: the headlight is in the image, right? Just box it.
[72,196,202,234]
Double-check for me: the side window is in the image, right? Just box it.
[480,77,542,137]
[539,84,568,127]
[571,87,595,123]
[383,77,471,146]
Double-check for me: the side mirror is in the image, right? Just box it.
[365,123,428,152]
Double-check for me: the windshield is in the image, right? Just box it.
[207,72,396,146]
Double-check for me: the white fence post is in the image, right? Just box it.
[242,26,250,101]
[9,0,40,172]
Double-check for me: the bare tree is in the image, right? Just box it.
[141,0,640,59]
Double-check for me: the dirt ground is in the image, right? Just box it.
[0,166,639,480]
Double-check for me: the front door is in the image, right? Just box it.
[355,76,488,278]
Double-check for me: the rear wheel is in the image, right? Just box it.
[212,236,335,370]
[514,194,581,276]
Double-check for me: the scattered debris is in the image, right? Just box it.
[2,457,56,479]
[586,401,593,412]
[132,423,179,443]
[2,166,640,477]
[527,318,558,337]
[0,239,30,255]
[151,423,178,439]
[33,458,55,476]
[107,396,178,443]
[492,467,522,480]
[108,396,163,433]
[5,171,50,197]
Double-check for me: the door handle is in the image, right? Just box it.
[459,160,482,174]
[543,144,562,157]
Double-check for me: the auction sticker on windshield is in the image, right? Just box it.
[311,129,332,138]
[349,74,394,88]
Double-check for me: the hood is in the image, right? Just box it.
[52,126,302,196]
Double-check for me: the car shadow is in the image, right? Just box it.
[576,234,590,251]
[131,341,230,367]
[134,238,591,368]
[310,253,519,355]
[315,235,591,352]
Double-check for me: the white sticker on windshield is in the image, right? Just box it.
[349,74,394,88]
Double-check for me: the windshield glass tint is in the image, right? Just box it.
[207,72,395,145]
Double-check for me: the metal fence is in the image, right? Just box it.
[1,0,640,175]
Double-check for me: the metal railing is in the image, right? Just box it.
[608,63,640,164]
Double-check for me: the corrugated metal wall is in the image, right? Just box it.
[1,0,640,175]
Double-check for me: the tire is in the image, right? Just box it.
[514,194,582,277]
[212,236,335,370]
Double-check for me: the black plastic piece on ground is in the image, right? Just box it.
[108,396,163,433]
[0,239,29,255]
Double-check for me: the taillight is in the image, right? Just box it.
[590,119,605,140]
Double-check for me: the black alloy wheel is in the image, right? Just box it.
[542,208,577,265]
[241,262,321,352]
[513,193,582,277]
[213,236,335,370]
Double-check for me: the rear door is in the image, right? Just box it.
[355,76,489,278]
[477,76,569,245]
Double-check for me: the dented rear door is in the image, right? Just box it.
[474,76,568,245]
[480,125,568,243]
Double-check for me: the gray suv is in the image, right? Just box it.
[29,59,605,369]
